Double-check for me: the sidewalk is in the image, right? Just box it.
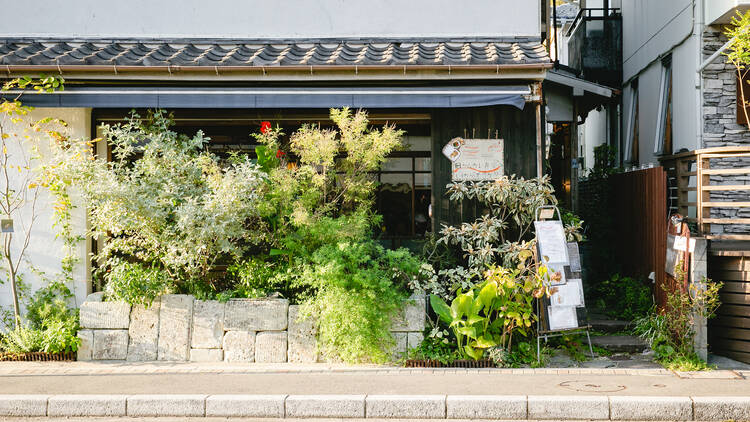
[1,362,749,419]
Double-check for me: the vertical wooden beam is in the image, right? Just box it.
[699,154,711,236]
[536,102,543,179]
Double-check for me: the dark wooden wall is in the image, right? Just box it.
[709,254,750,364]
[430,105,540,231]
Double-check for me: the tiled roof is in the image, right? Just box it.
[0,38,549,67]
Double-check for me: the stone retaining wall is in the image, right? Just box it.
[77,294,426,362]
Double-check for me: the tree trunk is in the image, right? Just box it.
[4,233,21,329]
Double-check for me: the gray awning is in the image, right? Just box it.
[3,86,530,109]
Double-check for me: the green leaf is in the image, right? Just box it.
[456,325,477,339]
[464,345,484,360]
[471,336,497,348]
[430,294,452,324]
[453,292,474,319]
[478,281,497,310]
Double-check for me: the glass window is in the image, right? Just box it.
[623,81,639,165]
[654,58,673,156]
[376,153,431,238]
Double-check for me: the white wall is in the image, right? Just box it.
[581,108,608,173]
[0,108,91,327]
[0,0,541,39]
[622,0,694,81]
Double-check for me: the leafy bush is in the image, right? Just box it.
[104,261,173,306]
[593,274,653,321]
[408,335,462,365]
[297,241,421,363]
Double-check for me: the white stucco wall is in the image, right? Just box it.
[0,108,90,327]
[581,108,608,174]
[0,0,541,39]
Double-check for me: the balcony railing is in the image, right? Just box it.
[659,146,750,241]
[566,7,622,87]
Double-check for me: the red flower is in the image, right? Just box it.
[276,149,286,158]
[260,121,272,134]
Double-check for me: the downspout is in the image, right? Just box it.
[696,0,705,151]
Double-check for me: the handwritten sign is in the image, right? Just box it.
[446,138,504,181]
[534,221,569,264]
[550,279,585,308]
[547,306,579,330]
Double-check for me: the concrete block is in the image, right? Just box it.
[286,395,365,418]
[127,394,206,417]
[77,329,93,361]
[366,395,446,419]
[610,396,692,421]
[190,348,223,362]
[92,329,129,360]
[48,395,126,417]
[693,396,750,421]
[80,301,131,329]
[393,332,407,358]
[528,395,609,420]
[127,300,160,362]
[206,395,285,418]
[391,294,426,332]
[84,292,104,302]
[191,300,224,349]
[224,299,288,331]
[157,294,194,361]
[255,331,287,363]
[407,332,424,349]
[446,395,526,419]
[0,395,48,416]
[287,305,317,363]
[223,330,256,362]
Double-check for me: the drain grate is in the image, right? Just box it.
[559,380,627,393]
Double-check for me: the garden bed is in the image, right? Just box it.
[0,351,76,362]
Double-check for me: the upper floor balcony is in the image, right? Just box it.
[567,7,622,88]
[707,0,750,25]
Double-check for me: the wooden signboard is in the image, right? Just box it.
[443,137,504,181]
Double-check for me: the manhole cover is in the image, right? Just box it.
[559,380,627,393]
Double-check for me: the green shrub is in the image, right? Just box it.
[593,274,653,321]
[408,335,462,365]
[297,241,421,363]
[104,261,173,306]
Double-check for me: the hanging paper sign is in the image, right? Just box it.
[449,138,504,181]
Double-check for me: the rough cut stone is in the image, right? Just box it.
[287,305,317,363]
[224,299,288,331]
[223,330,256,362]
[80,302,131,329]
[127,300,160,362]
[92,330,129,360]
[84,292,104,303]
[391,295,426,332]
[157,295,194,361]
[407,332,424,349]
[191,300,224,349]
[190,348,223,362]
[393,332,407,358]
[77,329,93,361]
[255,331,287,363]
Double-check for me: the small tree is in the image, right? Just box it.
[725,10,750,131]
[0,76,65,328]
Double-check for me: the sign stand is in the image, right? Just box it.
[534,205,593,363]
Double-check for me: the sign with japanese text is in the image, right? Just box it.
[444,138,504,181]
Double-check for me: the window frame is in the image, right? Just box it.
[623,80,639,165]
[654,57,673,156]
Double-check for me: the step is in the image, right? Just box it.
[588,318,632,334]
[590,335,647,354]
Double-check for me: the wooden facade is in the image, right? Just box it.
[709,251,750,363]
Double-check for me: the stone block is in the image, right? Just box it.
[706,79,725,90]
[255,331,287,363]
[48,395,127,417]
[0,395,48,416]
[223,330,256,362]
[127,395,206,417]
[446,395,527,419]
[157,294,194,361]
[127,300,160,362]
[92,329,129,360]
[391,294,426,332]
[77,329,93,361]
[393,332,407,358]
[224,299,288,331]
[287,305,317,363]
[84,292,104,303]
[190,348,223,362]
[366,395,446,419]
[191,300,224,349]
[528,395,609,420]
[206,395,285,418]
[286,395,366,418]
[80,301,130,329]
[407,332,424,349]
[693,396,750,421]
[610,396,691,421]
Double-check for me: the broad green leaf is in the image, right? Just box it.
[430,294,452,324]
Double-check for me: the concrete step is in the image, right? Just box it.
[588,318,632,334]
[590,335,647,353]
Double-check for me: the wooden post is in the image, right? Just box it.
[536,100,543,179]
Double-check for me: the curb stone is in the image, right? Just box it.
[47,395,127,417]
[205,394,286,417]
[528,395,609,420]
[693,396,750,421]
[366,395,446,419]
[446,395,527,419]
[286,394,366,418]
[127,394,207,417]
[0,395,47,417]
[609,396,693,421]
